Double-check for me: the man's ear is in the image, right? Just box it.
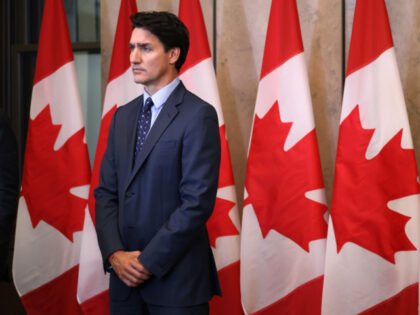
[168,47,181,65]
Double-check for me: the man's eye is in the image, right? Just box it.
[129,44,134,51]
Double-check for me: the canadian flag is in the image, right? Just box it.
[178,1,243,314]
[241,0,327,314]
[76,0,140,314]
[12,0,90,314]
[322,0,420,314]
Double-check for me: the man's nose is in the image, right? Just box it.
[130,48,141,63]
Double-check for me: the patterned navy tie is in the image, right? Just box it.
[134,97,153,161]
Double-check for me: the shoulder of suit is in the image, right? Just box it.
[179,90,218,124]
[116,95,142,114]
[181,89,213,111]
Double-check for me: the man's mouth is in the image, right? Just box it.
[132,68,145,73]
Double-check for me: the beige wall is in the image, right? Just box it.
[101,0,420,215]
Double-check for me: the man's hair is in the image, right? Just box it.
[130,11,189,72]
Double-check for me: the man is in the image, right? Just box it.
[0,110,19,282]
[95,11,221,315]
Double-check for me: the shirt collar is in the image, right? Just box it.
[143,77,181,109]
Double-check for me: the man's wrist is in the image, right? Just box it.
[108,250,123,264]
[108,252,116,264]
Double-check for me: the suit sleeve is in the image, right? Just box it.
[0,114,19,280]
[94,110,125,268]
[139,104,221,278]
[0,115,19,244]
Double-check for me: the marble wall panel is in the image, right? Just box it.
[215,0,269,211]
[301,0,342,205]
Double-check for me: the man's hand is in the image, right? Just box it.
[109,250,152,287]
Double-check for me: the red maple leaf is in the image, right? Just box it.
[21,105,91,241]
[244,102,327,251]
[331,106,419,263]
[206,125,239,247]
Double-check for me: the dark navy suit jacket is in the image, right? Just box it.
[94,82,222,306]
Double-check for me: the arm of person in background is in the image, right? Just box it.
[0,111,19,281]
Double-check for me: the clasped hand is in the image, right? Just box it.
[110,250,152,287]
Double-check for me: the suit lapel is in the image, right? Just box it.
[126,95,144,175]
[125,83,186,191]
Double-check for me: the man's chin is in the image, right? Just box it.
[133,77,148,85]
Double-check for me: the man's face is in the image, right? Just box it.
[129,27,178,94]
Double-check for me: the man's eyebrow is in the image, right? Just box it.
[129,42,151,48]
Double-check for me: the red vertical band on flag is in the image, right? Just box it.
[79,290,110,315]
[260,0,304,79]
[346,0,393,77]
[209,262,242,314]
[252,276,324,315]
[108,0,138,83]
[359,283,418,315]
[178,0,212,74]
[20,266,83,315]
[33,0,74,85]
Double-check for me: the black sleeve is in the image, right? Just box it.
[0,111,19,280]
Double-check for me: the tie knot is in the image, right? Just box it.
[143,97,153,112]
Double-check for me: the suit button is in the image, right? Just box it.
[125,191,134,197]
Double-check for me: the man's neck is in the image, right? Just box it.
[144,72,178,96]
